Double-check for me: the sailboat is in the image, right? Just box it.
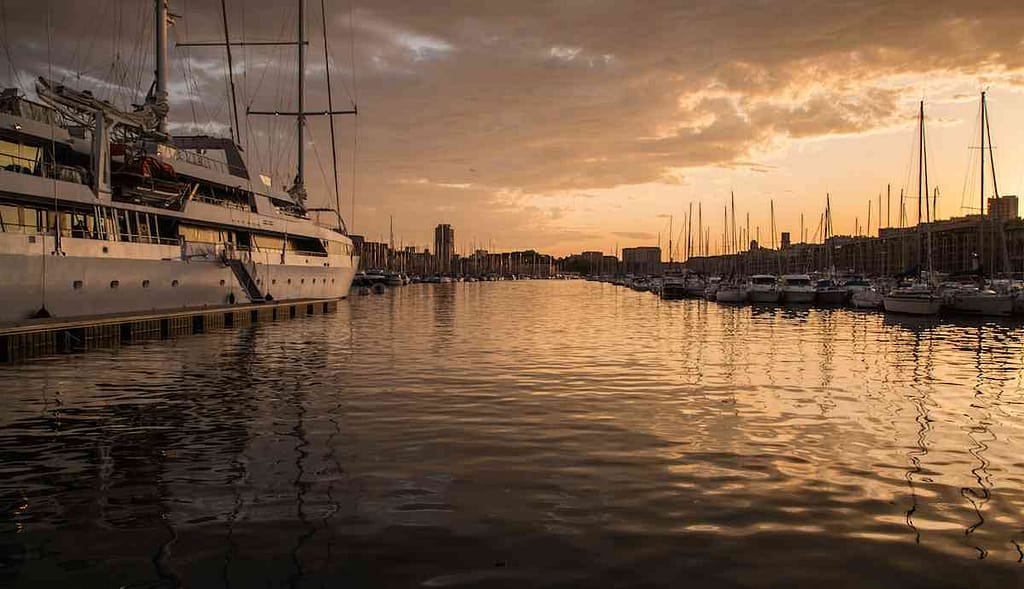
[715,192,748,303]
[884,101,941,316]
[940,92,1014,316]
[815,194,848,305]
[747,201,781,303]
[0,0,358,323]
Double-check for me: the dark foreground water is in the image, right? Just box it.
[2,281,1024,588]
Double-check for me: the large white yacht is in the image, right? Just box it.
[0,1,357,324]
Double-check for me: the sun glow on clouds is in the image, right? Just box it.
[13,1,1024,255]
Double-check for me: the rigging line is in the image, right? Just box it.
[310,131,334,205]
[67,0,105,81]
[348,0,357,104]
[0,0,28,91]
[351,112,358,232]
[266,5,295,181]
[960,99,982,215]
[321,0,346,230]
[983,94,999,199]
[220,0,242,144]
[178,56,199,128]
[179,0,200,129]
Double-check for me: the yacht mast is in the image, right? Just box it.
[244,0,357,209]
[295,0,307,199]
[154,0,169,135]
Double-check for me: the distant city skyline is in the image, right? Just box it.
[8,1,1024,256]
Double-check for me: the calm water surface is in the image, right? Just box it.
[2,281,1024,587]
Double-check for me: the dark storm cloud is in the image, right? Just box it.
[3,0,1023,250]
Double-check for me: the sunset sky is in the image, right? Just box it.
[6,0,1024,257]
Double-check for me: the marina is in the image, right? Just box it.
[4,0,1024,587]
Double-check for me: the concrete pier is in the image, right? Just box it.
[0,298,344,362]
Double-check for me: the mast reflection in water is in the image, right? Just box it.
[2,281,1024,587]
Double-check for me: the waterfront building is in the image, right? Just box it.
[622,246,662,275]
[988,195,1018,221]
[434,224,455,274]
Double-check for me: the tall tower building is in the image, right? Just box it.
[434,224,455,273]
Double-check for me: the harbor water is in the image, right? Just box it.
[2,280,1023,587]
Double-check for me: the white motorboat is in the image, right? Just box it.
[715,281,747,303]
[883,282,941,315]
[815,278,848,306]
[781,274,816,304]
[850,289,884,309]
[746,274,781,303]
[660,275,687,300]
[684,274,707,298]
[940,284,1014,316]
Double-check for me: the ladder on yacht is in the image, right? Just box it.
[224,257,264,303]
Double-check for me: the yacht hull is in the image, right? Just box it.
[0,236,355,324]
[946,294,1014,316]
[850,290,884,309]
[883,295,941,315]
[715,288,747,303]
[782,289,816,304]
[660,284,688,300]
[815,290,848,306]
[747,289,781,303]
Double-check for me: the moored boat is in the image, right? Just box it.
[883,282,941,315]
[660,275,687,300]
[814,278,848,306]
[0,1,358,324]
[850,288,884,309]
[715,281,747,303]
[940,284,1014,316]
[746,274,781,303]
[781,274,815,304]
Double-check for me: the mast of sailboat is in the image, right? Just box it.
[154,0,169,135]
[686,202,693,261]
[296,0,307,198]
[825,194,832,276]
[321,0,345,230]
[697,203,702,257]
[867,199,871,238]
[886,184,891,229]
[921,101,929,272]
[916,100,934,279]
[219,0,241,143]
[668,215,673,264]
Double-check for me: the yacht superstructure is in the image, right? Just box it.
[0,1,357,324]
